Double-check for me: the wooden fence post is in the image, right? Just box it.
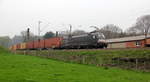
[144,61,146,70]
[118,58,120,66]
[136,58,138,70]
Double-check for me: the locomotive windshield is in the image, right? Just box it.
[91,32,105,39]
[97,33,105,39]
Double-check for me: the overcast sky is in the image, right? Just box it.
[0,0,150,37]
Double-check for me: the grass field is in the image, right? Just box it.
[0,50,150,82]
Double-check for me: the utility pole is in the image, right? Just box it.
[69,24,72,38]
[27,28,30,41]
[56,31,59,37]
[27,28,30,54]
[38,21,42,50]
[38,21,42,39]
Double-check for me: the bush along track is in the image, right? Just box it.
[16,49,150,72]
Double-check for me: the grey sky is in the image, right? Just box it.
[0,0,150,37]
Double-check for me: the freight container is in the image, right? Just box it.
[33,40,40,49]
[45,37,62,49]
[40,39,45,49]
[20,43,26,49]
[16,44,21,50]
[26,41,34,49]
[13,45,17,50]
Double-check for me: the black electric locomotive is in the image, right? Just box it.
[61,32,107,49]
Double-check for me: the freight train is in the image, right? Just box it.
[10,32,107,50]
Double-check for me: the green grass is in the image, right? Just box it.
[0,51,150,82]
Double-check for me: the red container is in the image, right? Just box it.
[34,40,40,49]
[16,44,21,50]
[40,39,45,49]
[33,39,45,49]
[45,37,62,49]
[12,45,16,50]
[27,41,34,49]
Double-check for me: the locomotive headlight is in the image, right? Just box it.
[93,35,96,39]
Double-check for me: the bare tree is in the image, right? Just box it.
[0,36,11,48]
[20,30,35,42]
[125,26,138,36]
[20,31,27,42]
[101,24,122,33]
[136,15,150,35]
[126,15,150,35]
[100,24,123,39]
[10,35,23,45]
